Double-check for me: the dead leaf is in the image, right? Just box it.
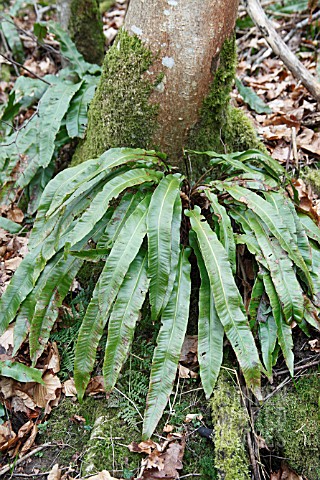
[6,207,24,223]
[33,372,61,413]
[46,342,60,373]
[179,335,198,365]
[19,423,38,456]
[86,471,122,480]
[128,439,159,455]
[63,378,77,397]
[184,413,203,423]
[163,424,174,433]
[0,421,17,452]
[48,463,62,480]
[86,376,105,396]
[308,338,320,352]
[178,364,198,379]
[141,439,185,480]
[0,325,14,354]
[271,462,303,480]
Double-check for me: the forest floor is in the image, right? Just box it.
[0,1,319,479]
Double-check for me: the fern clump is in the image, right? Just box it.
[1,147,320,438]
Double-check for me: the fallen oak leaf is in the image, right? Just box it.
[48,463,61,480]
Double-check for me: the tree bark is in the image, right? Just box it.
[124,0,239,162]
[74,0,257,171]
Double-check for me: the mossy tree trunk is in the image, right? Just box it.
[57,0,105,65]
[73,0,261,171]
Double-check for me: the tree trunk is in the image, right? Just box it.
[73,0,262,170]
[57,0,105,65]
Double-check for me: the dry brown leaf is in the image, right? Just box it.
[33,372,61,413]
[6,207,24,223]
[128,439,159,455]
[86,375,105,396]
[178,364,198,379]
[184,413,203,423]
[179,335,198,365]
[141,439,185,480]
[0,421,17,452]
[0,325,14,353]
[63,378,77,397]
[271,462,303,480]
[308,338,320,352]
[19,423,38,457]
[85,471,122,480]
[17,420,33,439]
[163,424,174,433]
[46,342,60,373]
[48,463,62,480]
[5,256,23,272]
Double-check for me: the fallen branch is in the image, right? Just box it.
[244,0,320,104]
[0,443,55,477]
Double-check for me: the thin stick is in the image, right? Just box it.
[244,0,320,103]
[0,443,55,476]
[0,53,51,85]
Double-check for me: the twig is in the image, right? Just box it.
[0,52,51,85]
[0,443,55,476]
[244,0,320,103]
[275,358,320,376]
[114,387,143,419]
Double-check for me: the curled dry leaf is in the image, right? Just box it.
[308,338,320,352]
[0,324,14,355]
[85,471,123,480]
[179,335,198,366]
[63,378,77,397]
[48,463,62,480]
[19,423,38,457]
[141,438,186,480]
[184,413,203,423]
[6,207,24,224]
[33,372,61,414]
[128,439,160,455]
[0,421,16,452]
[178,364,198,379]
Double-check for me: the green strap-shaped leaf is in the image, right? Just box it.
[161,192,182,310]
[225,184,313,292]
[297,212,320,244]
[235,78,272,114]
[143,248,191,439]
[18,80,83,188]
[186,206,261,397]
[0,217,22,234]
[147,174,182,320]
[66,77,98,138]
[12,251,65,355]
[190,232,224,399]
[74,195,151,399]
[310,241,320,304]
[303,296,320,331]
[232,149,285,178]
[248,276,265,329]
[46,148,159,217]
[47,21,101,76]
[67,169,162,249]
[29,256,83,364]
[246,212,304,325]
[262,271,294,375]
[1,14,24,62]
[97,190,144,249]
[286,201,311,268]
[259,315,277,378]
[264,191,297,242]
[206,190,236,274]
[0,361,44,384]
[103,248,149,392]
[0,247,45,336]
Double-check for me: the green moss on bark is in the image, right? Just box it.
[256,373,320,480]
[188,35,264,171]
[69,0,105,66]
[210,371,250,480]
[72,29,159,165]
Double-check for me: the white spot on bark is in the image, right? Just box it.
[155,82,165,93]
[162,57,175,68]
[130,25,143,36]
[168,0,178,4]
[164,9,170,15]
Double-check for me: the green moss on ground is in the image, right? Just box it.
[256,373,320,480]
[69,0,105,66]
[210,371,250,480]
[46,396,140,477]
[303,168,320,196]
[72,29,159,165]
[188,35,264,174]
